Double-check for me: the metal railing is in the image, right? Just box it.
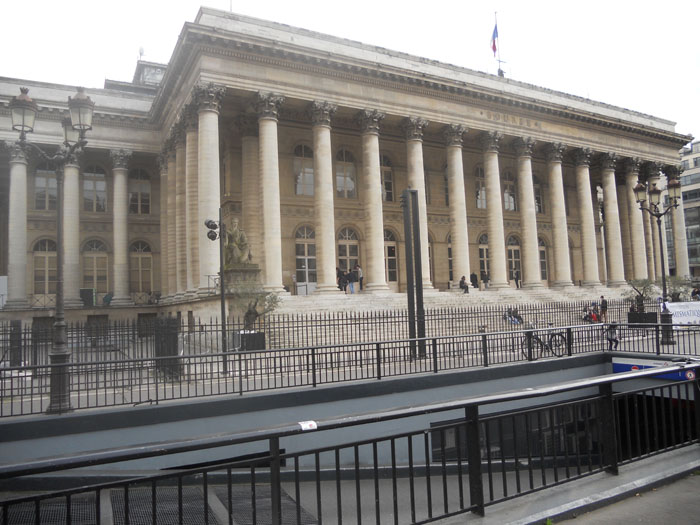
[2,322,698,417]
[1,363,698,524]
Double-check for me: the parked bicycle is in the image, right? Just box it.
[520,322,567,360]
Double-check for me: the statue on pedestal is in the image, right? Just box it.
[224,218,251,268]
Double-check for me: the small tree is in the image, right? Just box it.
[667,275,693,302]
[624,279,660,312]
[226,279,280,330]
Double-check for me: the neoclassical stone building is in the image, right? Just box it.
[0,8,692,318]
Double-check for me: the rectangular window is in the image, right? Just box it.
[35,172,57,210]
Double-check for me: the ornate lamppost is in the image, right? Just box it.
[634,176,681,345]
[205,210,228,371]
[9,87,95,413]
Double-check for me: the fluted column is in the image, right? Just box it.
[514,137,541,288]
[5,143,29,308]
[480,132,508,288]
[574,148,600,286]
[642,163,658,281]
[625,159,648,279]
[256,92,286,292]
[309,101,339,294]
[667,165,690,278]
[601,153,625,287]
[237,115,263,272]
[63,159,82,307]
[174,126,187,296]
[358,109,389,292]
[158,152,169,297]
[444,124,471,285]
[193,84,226,293]
[110,149,133,305]
[184,105,199,295]
[546,143,573,287]
[617,174,633,279]
[403,117,433,289]
[166,145,177,299]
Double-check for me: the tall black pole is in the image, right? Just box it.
[410,190,426,357]
[219,207,229,371]
[401,190,417,359]
[657,216,675,345]
[46,164,71,413]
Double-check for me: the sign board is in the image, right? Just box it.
[612,357,691,381]
[662,302,700,326]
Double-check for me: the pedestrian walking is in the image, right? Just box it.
[600,295,608,323]
[470,272,478,290]
[347,268,357,294]
[513,269,520,289]
[354,264,363,291]
[604,322,619,351]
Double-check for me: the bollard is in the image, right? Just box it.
[479,326,489,367]
[9,320,22,366]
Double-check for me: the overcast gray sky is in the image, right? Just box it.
[4,1,698,142]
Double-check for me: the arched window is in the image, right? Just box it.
[479,234,490,280]
[294,145,314,196]
[532,175,545,214]
[83,165,107,212]
[129,241,152,293]
[447,234,453,282]
[507,235,522,281]
[83,240,109,293]
[33,239,57,294]
[538,237,549,280]
[475,166,487,209]
[381,155,394,202]
[503,170,517,211]
[34,163,56,211]
[128,168,151,214]
[336,149,356,198]
[384,229,398,284]
[295,226,317,294]
[337,227,359,272]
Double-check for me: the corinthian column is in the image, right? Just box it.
[667,165,690,278]
[481,131,508,288]
[308,101,339,294]
[573,148,600,286]
[63,153,82,307]
[166,143,177,299]
[158,152,169,297]
[237,115,263,273]
[444,124,471,285]
[514,137,541,288]
[183,104,199,295]
[110,148,133,305]
[403,117,433,289]
[193,83,226,294]
[600,153,625,287]
[256,92,286,292]
[617,174,633,279]
[358,109,389,292]
[625,158,648,279]
[546,143,573,287]
[641,163,658,281]
[5,143,29,309]
[174,124,187,297]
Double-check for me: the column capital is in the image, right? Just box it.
[640,161,661,182]
[192,83,226,113]
[480,131,502,153]
[182,102,199,131]
[255,92,285,120]
[663,164,683,179]
[170,118,186,148]
[235,114,259,137]
[402,116,429,141]
[444,124,467,147]
[357,109,385,134]
[308,100,337,127]
[623,157,642,175]
[6,140,28,163]
[513,136,536,158]
[572,147,592,167]
[110,148,133,170]
[157,152,168,174]
[599,152,618,171]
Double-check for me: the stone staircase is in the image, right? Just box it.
[277,284,629,314]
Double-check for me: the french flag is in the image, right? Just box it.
[491,24,498,56]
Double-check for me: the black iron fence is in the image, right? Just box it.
[0,298,657,366]
[2,321,698,417]
[1,363,698,524]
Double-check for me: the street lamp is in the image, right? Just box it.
[634,177,681,345]
[205,209,228,371]
[9,87,94,413]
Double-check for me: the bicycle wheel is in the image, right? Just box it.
[520,334,540,360]
[548,333,567,357]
